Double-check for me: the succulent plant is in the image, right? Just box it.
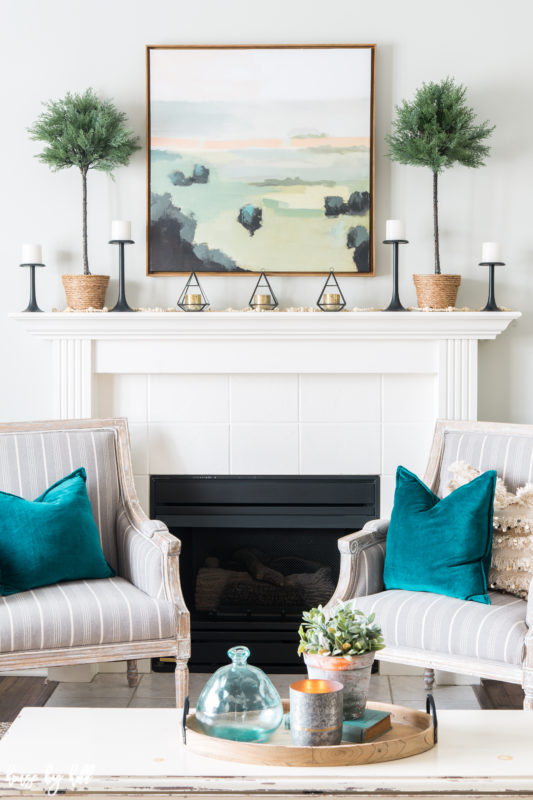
[298,600,385,657]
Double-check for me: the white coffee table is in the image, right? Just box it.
[0,707,532,797]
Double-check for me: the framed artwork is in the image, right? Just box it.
[146,44,375,276]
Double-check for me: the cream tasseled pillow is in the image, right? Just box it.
[448,461,533,600]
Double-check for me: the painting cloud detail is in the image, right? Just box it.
[169,164,210,186]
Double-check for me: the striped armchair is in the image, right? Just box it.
[329,420,533,710]
[0,419,190,707]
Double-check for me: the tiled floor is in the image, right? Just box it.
[45,672,480,710]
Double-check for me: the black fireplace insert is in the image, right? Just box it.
[150,474,379,671]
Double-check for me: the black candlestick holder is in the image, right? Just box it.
[20,262,45,312]
[479,261,505,311]
[383,239,408,311]
[109,240,135,312]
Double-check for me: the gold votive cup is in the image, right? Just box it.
[322,292,341,310]
[184,293,203,310]
[253,293,271,308]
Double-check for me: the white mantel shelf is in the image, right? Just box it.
[10,310,520,341]
[10,310,520,426]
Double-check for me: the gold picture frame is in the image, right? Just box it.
[146,44,376,276]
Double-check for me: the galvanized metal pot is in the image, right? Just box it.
[289,678,344,746]
[303,651,376,720]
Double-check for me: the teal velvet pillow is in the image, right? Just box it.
[383,465,497,604]
[0,468,115,595]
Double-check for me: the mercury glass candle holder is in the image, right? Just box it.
[289,679,344,746]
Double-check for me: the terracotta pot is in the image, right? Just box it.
[303,651,376,720]
[62,274,109,311]
[413,274,461,310]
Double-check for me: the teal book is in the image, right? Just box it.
[342,710,392,743]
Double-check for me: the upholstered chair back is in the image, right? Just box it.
[0,427,120,569]
[435,428,533,498]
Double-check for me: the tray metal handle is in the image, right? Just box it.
[426,693,438,743]
[181,696,190,745]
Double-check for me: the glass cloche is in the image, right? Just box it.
[196,646,283,742]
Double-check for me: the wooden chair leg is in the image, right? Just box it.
[524,667,533,710]
[175,660,189,710]
[126,659,139,688]
[424,667,435,692]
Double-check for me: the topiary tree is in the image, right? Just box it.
[28,89,140,275]
[386,78,494,274]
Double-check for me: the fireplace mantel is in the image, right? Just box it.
[11,310,520,421]
[10,309,520,341]
[11,309,520,516]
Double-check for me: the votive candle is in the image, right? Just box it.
[253,293,271,306]
[323,292,341,307]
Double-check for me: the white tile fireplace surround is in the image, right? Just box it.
[12,311,519,517]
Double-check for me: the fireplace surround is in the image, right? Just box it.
[151,474,379,670]
[10,310,520,522]
[10,310,519,678]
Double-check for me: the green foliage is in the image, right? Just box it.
[386,78,494,274]
[386,77,494,175]
[297,600,385,657]
[28,89,140,274]
[28,88,140,174]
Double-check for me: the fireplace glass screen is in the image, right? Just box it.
[151,475,379,670]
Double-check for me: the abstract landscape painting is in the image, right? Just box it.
[147,45,375,275]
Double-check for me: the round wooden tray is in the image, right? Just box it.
[185,700,436,767]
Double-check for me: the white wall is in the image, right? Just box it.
[1,0,531,424]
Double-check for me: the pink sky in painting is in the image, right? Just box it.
[151,136,371,152]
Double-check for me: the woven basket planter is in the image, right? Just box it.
[62,274,109,311]
[413,274,461,309]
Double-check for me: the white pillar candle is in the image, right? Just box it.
[21,243,42,263]
[482,242,501,262]
[111,220,131,240]
[385,220,405,240]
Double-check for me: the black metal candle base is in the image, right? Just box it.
[20,263,45,312]
[479,261,505,311]
[383,239,408,311]
[109,240,135,312]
